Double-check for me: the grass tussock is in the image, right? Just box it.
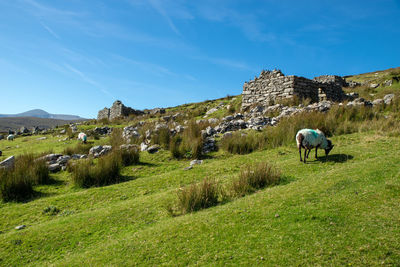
[69,152,121,188]
[118,146,140,166]
[169,120,204,159]
[152,127,171,149]
[109,128,125,148]
[231,162,281,197]
[63,143,92,155]
[220,131,267,155]
[0,154,50,202]
[177,178,221,214]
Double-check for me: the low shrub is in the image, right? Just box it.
[152,127,171,149]
[220,132,264,155]
[118,146,140,166]
[177,178,220,214]
[70,152,121,188]
[0,154,50,202]
[232,162,281,197]
[63,143,92,155]
[109,128,125,148]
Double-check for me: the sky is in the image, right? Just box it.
[0,0,399,118]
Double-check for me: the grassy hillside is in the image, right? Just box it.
[0,68,399,265]
[344,67,400,99]
[0,131,399,265]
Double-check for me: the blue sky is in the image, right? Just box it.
[0,0,399,118]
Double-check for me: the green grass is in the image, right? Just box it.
[0,131,400,265]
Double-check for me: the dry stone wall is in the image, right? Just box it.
[242,70,346,109]
[97,100,144,121]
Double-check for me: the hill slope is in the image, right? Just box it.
[0,132,399,265]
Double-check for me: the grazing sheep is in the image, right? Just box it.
[77,132,87,143]
[7,134,15,141]
[296,129,334,163]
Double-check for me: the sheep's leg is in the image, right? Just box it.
[299,146,302,162]
[315,147,318,159]
[304,149,307,163]
[306,149,311,159]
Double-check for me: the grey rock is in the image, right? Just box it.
[147,145,160,154]
[205,107,218,115]
[48,163,61,172]
[99,145,112,156]
[20,126,29,134]
[372,99,384,105]
[140,142,149,152]
[385,80,393,87]
[184,166,193,171]
[89,146,103,155]
[56,155,71,165]
[370,83,379,88]
[190,159,203,166]
[43,154,62,162]
[0,135,3,140]
[175,125,185,133]
[208,118,219,124]
[384,94,395,105]
[36,137,47,141]
[15,225,26,230]
[0,156,15,169]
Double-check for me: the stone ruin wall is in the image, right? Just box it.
[97,100,144,121]
[242,70,346,109]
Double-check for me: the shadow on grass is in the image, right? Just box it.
[137,161,158,167]
[317,154,354,163]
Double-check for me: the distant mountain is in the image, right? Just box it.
[0,109,85,120]
[0,117,85,132]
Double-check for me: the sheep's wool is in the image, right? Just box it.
[296,129,329,149]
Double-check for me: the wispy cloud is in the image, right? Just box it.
[192,54,255,71]
[112,54,176,77]
[21,0,83,18]
[64,63,112,97]
[147,0,181,36]
[39,21,60,39]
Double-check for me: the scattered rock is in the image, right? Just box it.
[20,126,29,134]
[190,159,203,166]
[384,94,395,105]
[89,146,103,155]
[0,156,15,169]
[140,142,149,152]
[372,99,384,105]
[48,163,61,172]
[147,145,160,154]
[184,166,193,171]
[36,137,47,141]
[370,83,379,89]
[15,225,26,230]
[94,126,112,135]
[99,145,112,156]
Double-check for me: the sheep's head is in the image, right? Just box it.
[324,139,334,156]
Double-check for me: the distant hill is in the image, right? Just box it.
[0,117,85,132]
[0,109,84,120]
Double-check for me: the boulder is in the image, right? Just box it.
[140,142,149,152]
[372,99,384,105]
[190,159,203,166]
[20,126,29,134]
[43,154,62,162]
[370,83,379,88]
[99,145,112,156]
[48,163,61,173]
[89,146,103,155]
[56,155,71,165]
[147,145,160,154]
[384,94,395,105]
